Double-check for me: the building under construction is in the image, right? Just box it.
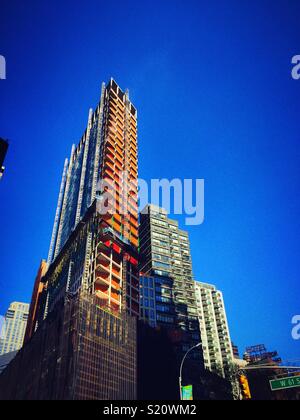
[0,79,139,400]
[34,200,140,334]
[0,292,136,400]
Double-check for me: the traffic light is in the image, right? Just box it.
[239,375,251,400]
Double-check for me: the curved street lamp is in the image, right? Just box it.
[179,343,202,400]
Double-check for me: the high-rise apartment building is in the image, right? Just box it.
[140,274,176,328]
[194,282,234,375]
[139,204,200,351]
[0,138,8,180]
[0,302,29,355]
[48,79,138,265]
[139,205,205,399]
[0,79,139,400]
[41,78,139,321]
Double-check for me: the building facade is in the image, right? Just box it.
[232,342,240,359]
[0,351,18,375]
[48,79,138,265]
[40,78,140,319]
[1,79,139,400]
[194,282,234,375]
[0,293,136,400]
[139,205,201,353]
[0,302,29,355]
[243,344,282,364]
[24,260,48,344]
[140,274,176,328]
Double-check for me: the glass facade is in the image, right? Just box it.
[139,204,201,351]
[140,275,175,328]
[0,80,140,400]
[48,79,139,264]
[0,293,136,400]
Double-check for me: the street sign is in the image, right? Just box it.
[182,385,193,400]
[270,376,300,391]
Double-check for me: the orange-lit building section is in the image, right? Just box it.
[94,80,139,317]
[94,235,139,316]
[24,260,48,343]
[101,82,139,248]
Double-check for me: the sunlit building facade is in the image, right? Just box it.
[43,78,139,319]
[139,205,201,352]
[195,282,234,375]
[0,79,139,400]
[24,260,48,343]
[48,79,138,265]
[0,302,29,355]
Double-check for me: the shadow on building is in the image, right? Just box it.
[0,293,136,400]
[137,322,233,401]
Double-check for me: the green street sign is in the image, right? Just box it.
[182,385,193,400]
[270,376,300,391]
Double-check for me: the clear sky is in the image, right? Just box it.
[0,0,299,361]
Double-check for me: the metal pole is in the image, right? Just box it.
[179,343,202,400]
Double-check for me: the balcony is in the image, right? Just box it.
[130,225,138,237]
[131,237,139,248]
[96,259,110,274]
[115,153,123,167]
[95,270,121,290]
[104,160,114,173]
[107,125,117,137]
[95,289,109,302]
[116,126,124,140]
[115,143,123,157]
[111,266,122,280]
[105,142,115,155]
[111,290,121,303]
[95,273,110,288]
[103,168,114,182]
[106,151,114,166]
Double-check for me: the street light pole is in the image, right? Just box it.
[179,343,202,400]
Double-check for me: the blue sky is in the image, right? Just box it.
[0,0,299,361]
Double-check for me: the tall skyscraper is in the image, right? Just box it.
[139,205,205,399]
[48,79,138,265]
[0,302,29,355]
[0,79,139,400]
[43,78,139,319]
[139,204,201,352]
[194,282,234,375]
[0,138,8,180]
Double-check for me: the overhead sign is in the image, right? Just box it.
[270,376,300,391]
